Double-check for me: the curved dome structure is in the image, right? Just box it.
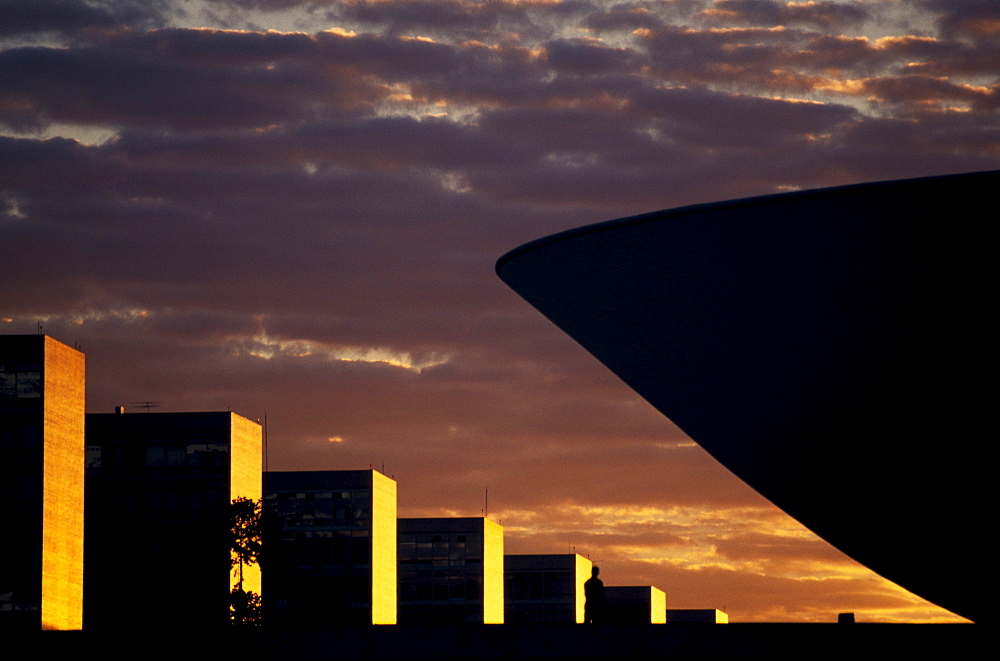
[497,171,995,623]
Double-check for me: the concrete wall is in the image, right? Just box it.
[40,337,85,630]
[371,471,398,624]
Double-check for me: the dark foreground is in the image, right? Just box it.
[28,624,976,660]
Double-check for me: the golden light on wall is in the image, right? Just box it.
[41,337,85,631]
[1,335,84,631]
[230,413,263,598]
[371,471,398,625]
[575,554,592,624]
[483,518,504,625]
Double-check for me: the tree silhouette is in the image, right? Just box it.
[230,584,263,627]
[230,496,264,626]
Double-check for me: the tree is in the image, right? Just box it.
[230,496,264,626]
[230,585,263,627]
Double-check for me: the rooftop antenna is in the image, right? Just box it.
[131,401,161,412]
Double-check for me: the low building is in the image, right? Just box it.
[668,608,728,624]
[84,409,261,629]
[505,554,591,624]
[398,517,503,624]
[605,586,667,624]
[0,335,85,630]
[263,470,397,625]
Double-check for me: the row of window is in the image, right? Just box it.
[275,506,370,527]
[400,577,484,602]
[0,371,40,399]
[267,491,356,501]
[93,488,229,513]
[506,572,576,599]
[85,444,229,470]
[279,533,371,568]
[399,536,483,566]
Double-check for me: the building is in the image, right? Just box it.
[605,586,667,624]
[0,335,85,630]
[668,608,728,624]
[263,470,397,625]
[505,554,591,624]
[398,517,503,624]
[496,171,997,623]
[84,409,261,629]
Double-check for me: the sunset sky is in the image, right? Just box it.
[2,0,996,623]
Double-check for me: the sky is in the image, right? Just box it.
[2,0,996,623]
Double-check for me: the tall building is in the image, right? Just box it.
[505,554,591,624]
[605,586,667,624]
[84,409,261,629]
[263,470,397,625]
[0,335,85,630]
[398,517,504,624]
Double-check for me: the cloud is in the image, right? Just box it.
[584,4,667,34]
[922,0,1000,41]
[0,0,170,40]
[703,0,868,30]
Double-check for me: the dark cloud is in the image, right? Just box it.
[333,0,523,36]
[0,31,407,131]
[636,24,879,90]
[860,73,996,107]
[703,0,868,29]
[584,4,667,33]
[0,0,169,39]
[881,34,1000,78]
[922,0,1000,41]
[543,38,646,76]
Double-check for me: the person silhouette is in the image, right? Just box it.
[584,565,605,624]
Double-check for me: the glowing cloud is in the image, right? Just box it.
[231,331,451,372]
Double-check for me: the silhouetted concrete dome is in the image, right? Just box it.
[498,170,996,624]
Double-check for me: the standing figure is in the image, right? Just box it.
[584,565,606,624]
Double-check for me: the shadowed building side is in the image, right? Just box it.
[0,335,85,630]
[668,608,728,624]
[606,586,667,624]
[505,554,591,624]
[84,410,262,630]
[398,517,504,625]
[263,470,397,626]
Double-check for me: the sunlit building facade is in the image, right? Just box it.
[263,470,397,625]
[605,586,667,624]
[398,517,504,625]
[505,554,591,624]
[84,409,261,629]
[0,335,85,630]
